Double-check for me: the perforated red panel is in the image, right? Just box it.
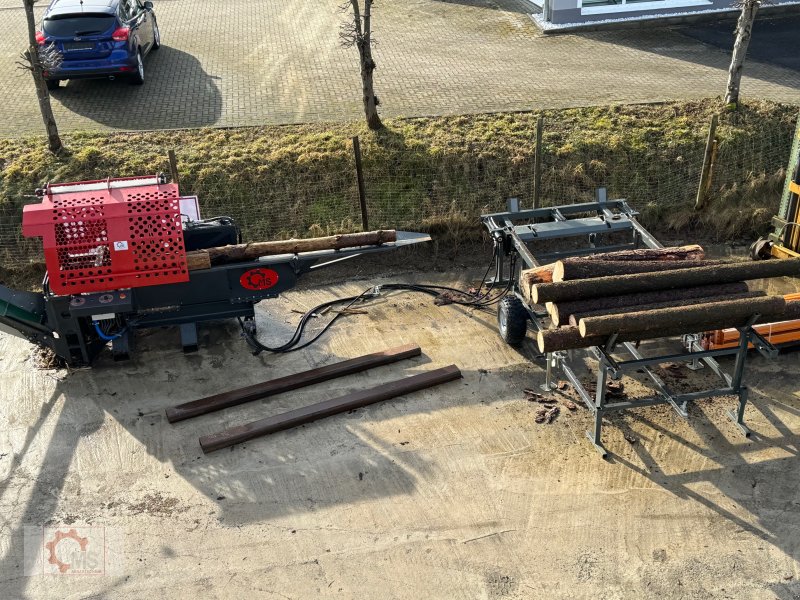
[22,177,189,295]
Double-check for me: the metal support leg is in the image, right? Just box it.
[111,331,131,361]
[585,362,609,457]
[725,326,753,436]
[541,352,558,392]
[727,386,751,437]
[180,322,199,353]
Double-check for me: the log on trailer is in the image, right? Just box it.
[186,230,397,270]
[546,282,750,327]
[566,291,767,327]
[538,299,800,352]
[531,258,800,305]
[578,296,785,338]
[519,245,706,300]
[705,298,800,348]
[519,264,557,287]
[552,259,720,282]
[199,365,462,453]
[165,343,421,423]
[577,244,705,262]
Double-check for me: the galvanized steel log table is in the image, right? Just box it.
[481,191,782,457]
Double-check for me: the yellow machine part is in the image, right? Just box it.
[771,244,800,259]
[788,180,800,253]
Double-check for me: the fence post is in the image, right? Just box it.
[695,114,719,210]
[168,149,180,187]
[352,136,368,231]
[533,116,543,209]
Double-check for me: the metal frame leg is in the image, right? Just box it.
[180,322,199,353]
[111,330,131,361]
[725,326,752,437]
[585,362,609,458]
[727,386,751,437]
[541,352,558,392]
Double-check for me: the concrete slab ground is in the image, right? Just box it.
[0,0,798,135]
[1,259,800,598]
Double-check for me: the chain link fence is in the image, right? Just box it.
[0,106,796,268]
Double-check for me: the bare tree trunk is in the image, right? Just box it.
[724,0,760,108]
[347,0,382,130]
[22,0,62,153]
[360,1,381,130]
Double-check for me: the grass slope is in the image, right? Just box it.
[0,100,796,267]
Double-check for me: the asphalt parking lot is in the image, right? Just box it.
[0,0,797,135]
[681,15,800,73]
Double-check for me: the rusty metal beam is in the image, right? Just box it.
[166,344,422,423]
[199,364,462,453]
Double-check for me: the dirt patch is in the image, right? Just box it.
[125,493,187,517]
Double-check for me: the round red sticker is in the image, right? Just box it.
[239,268,280,291]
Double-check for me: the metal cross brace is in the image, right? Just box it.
[541,324,778,458]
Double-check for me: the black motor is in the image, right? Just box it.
[182,216,241,251]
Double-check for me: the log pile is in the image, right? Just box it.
[518,245,800,353]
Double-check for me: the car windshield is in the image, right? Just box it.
[42,14,115,37]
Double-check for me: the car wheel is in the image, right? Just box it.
[152,20,161,50]
[130,50,145,85]
[46,79,60,91]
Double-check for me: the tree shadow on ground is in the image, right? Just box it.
[575,13,800,93]
[679,14,800,74]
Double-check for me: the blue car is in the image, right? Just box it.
[37,0,160,88]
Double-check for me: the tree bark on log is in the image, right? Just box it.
[547,282,749,327]
[519,245,706,301]
[185,252,212,271]
[578,244,705,262]
[537,327,605,353]
[520,265,556,290]
[787,299,800,320]
[537,299,800,353]
[186,230,396,269]
[552,259,718,282]
[577,296,785,338]
[531,258,800,305]
[566,291,767,327]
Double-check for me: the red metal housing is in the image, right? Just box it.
[22,176,189,295]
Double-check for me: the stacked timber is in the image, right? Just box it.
[518,245,800,353]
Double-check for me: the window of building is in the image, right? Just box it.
[580,0,712,15]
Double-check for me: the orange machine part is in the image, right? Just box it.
[703,292,800,350]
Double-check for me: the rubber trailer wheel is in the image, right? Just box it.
[497,296,528,345]
[749,237,772,261]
